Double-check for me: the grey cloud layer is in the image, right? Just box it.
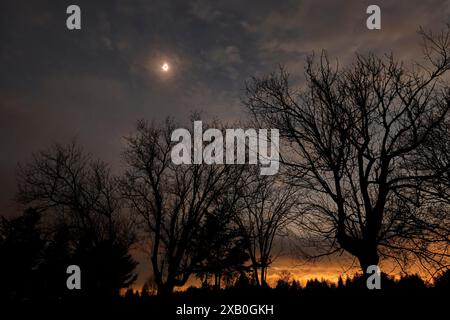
[1,0,449,215]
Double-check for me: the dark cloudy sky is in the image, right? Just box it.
[1,0,450,217]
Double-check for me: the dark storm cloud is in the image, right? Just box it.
[1,0,450,215]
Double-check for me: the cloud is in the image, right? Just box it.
[239,0,450,73]
[189,0,222,22]
[209,45,242,65]
[206,45,243,79]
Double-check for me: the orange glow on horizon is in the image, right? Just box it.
[121,255,430,296]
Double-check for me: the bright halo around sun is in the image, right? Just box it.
[161,62,169,72]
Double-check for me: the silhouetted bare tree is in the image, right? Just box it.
[235,170,298,286]
[16,141,137,296]
[17,141,133,241]
[245,27,450,273]
[120,119,243,296]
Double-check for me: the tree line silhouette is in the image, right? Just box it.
[122,269,450,300]
[1,27,450,301]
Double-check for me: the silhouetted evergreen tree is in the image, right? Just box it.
[397,274,427,290]
[304,278,330,291]
[0,208,44,300]
[337,276,345,289]
[37,223,73,299]
[435,269,450,289]
[195,211,250,289]
[74,238,137,298]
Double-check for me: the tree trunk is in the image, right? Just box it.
[337,232,380,275]
[156,282,174,297]
[252,265,260,286]
[260,266,268,287]
[358,252,379,272]
[214,273,221,290]
[357,247,380,287]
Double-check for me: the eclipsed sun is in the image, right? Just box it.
[161,62,170,72]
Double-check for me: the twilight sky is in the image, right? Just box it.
[1,0,449,222]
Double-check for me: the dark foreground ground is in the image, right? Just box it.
[8,287,449,319]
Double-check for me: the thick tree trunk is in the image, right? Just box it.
[357,247,380,289]
[337,232,380,278]
[357,250,379,273]
[156,282,174,297]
